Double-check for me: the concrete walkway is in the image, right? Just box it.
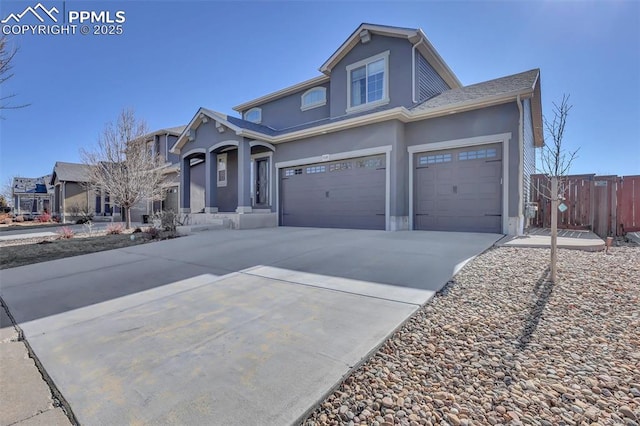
[0,228,500,425]
[496,228,605,251]
[0,303,70,425]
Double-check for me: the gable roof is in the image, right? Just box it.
[231,23,461,113]
[171,107,278,153]
[50,161,92,184]
[412,69,539,112]
[141,125,187,141]
[320,23,461,89]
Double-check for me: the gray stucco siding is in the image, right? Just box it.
[329,35,414,118]
[405,102,521,218]
[216,150,239,212]
[65,182,92,214]
[165,135,180,164]
[181,120,243,154]
[240,83,330,130]
[274,121,403,217]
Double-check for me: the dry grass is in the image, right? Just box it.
[0,234,152,269]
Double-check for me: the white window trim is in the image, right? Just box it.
[244,107,262,124]
[216,153,228,187]
[300,87,327,111]
[345,50,390,115]
[407,132,512,234]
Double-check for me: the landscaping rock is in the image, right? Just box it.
[302,247,640,425]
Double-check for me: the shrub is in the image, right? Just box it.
[76,217,90,225]
[37,213,51,223]
[151,210,178,232]
[133,227,142,233]
[14,215,24,222]
[106,223,125,235]
[58,226,74,239]
[146,226,160,239]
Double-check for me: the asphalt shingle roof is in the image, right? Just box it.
[52,161,92,182]
[411,69,539,112]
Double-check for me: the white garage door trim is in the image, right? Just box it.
[407,133,511,234]
[275,145,392,230]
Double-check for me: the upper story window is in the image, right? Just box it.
[244,107,262,124]
[301,87,327,111]
[346,50,390,113]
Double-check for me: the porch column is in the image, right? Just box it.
[180,157,191,213]
[236,139,252,213]
[205,150,218,213]
[16,195,20,215]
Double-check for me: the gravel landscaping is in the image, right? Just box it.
[303,246,640,426]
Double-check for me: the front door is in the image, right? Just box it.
[255,158,269,206]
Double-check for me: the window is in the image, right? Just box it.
[356,157,384,168]
[329,161,353,172]
[346,51,389,113]
[244,107,262,124]
[217,153,227,187]
[459,148,497,161]
[301,87,327,111]
[419,153,452,165]
[306,165,326,174]
[285,168,303,177]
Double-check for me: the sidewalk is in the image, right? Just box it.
[496,228,605,251]
[0,302,72,425]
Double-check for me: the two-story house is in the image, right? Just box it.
[171,23,543,234]
[139,125,187,215]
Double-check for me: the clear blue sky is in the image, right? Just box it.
[1,0,638,185]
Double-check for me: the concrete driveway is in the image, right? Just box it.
[1,227,500,425]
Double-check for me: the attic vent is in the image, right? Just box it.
[359,29,371,44]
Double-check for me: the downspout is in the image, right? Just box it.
[516,94,525,235]
[411,40,425,104]
[61,181,66,224]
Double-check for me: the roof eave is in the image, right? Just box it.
[232,75,330,112]
[410,88,535,121]
[171,108,243,154]
[320,23,419,74]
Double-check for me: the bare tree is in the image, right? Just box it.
[538,95,579,282]
[1,176,15,209]
[81,108,165,229]
[0,35,28,113]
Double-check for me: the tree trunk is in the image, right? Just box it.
[550,176,558,283]
[126,206,131,230]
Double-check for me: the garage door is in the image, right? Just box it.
[280,155,385,230]
[414,144,502,233]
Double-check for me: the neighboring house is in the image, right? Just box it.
[139,125,189,216]
[171,23,543,234]
[50,161,107,223]
[12,176,54,216]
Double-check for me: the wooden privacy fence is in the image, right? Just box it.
[530,174,640,237]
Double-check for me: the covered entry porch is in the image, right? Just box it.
[176,120,277,229]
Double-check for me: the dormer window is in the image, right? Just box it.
[346,50,390,113]
[244,107,262,124]
[301,87,327,111]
